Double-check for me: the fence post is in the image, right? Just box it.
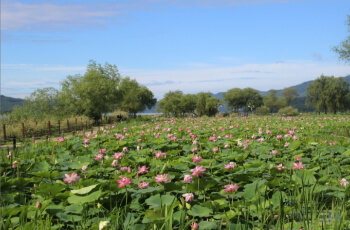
[67,120,70,132]
[13,137,16,149]
[83,128,85,137]
[58,120,61,135]
[48,121,51,136]
[32,135,35,145]
[75,118,77,132]
[85,121,88,130]
[2,124,6,143]
[22,123,25,139]
[35,121,38,137]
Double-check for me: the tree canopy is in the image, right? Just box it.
[306,75,350,114]
[60,61,122,121]
[223,87,263,112]
[333,15,350,63]
[119,77,157,118]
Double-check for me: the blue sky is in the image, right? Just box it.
[1,0,350,99]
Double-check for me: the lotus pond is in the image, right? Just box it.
[1,114,350,230]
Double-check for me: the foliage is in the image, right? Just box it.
[119,77,157,118]
[60,60,122,121]
[256,105,270,115]
[306,75,350,114]
[2,115,350,229]
[263,90,287,113]
[281,87,299,105]
[223,88,263,112]
[278,106,299,116]
[196,92,221,116]
[156,90,184,116]
[333,15,350,63]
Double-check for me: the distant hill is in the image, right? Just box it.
[1,95,24,112]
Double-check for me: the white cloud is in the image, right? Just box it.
[121,60,350,99]
[1,0,120,31]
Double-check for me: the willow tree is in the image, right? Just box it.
[119,77,157,118]
[60,60,122,121]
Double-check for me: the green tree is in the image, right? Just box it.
[179,94,198,116]
[223,88,263,112]
[119,77,157,118]
[156,90,183,117]
[60,60,122,121]
[281,87,299,105]
[306,75,349,114]
[333,15,350,63]
[222,88,244,112]
[10,87,61,121]
[263,90,287,113]
[196,92,220,117]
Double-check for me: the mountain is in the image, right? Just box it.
[1,95,24,113]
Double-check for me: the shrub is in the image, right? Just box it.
[278,106,299,116]
[256,106,270,115]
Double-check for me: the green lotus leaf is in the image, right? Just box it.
[71,184,98,195]
[67,190,102,204]
[198,221,218,229]
[187,205,213,217]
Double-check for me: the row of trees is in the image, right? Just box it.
[156,91,220,117]
[10,61,157,121]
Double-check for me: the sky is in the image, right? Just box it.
[1,0,350,100]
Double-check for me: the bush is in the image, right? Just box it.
[256,106,270,115]
[278,106,299,116]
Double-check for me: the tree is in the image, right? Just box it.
[179,94,198,116]
[306,75,350,114]
[156,91,184,117]
[60,60,122,121]
[119,77,157,118]
[223,88,263,112]
[10,87,61,121]
[263,90,287,113]
[333,15,350,63]
[196,92,220,117]
[222,88,244,112]
[281,87,299,105]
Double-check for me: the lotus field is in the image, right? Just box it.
[2,114,350,230]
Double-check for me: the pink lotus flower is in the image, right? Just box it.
[63,172,80,184]
[117,176,132,188]
[84,138,90,144]
[138,165,149,174]
[94,153,104,160]
[270,150,278,155]
[340,178,349,187]
[138,181,150,189]
[155,152,166,158]
[284,142,289,148]
[276,163,286,171]
[155,174,170,183]
[276,135,283,140]
[122,147,129,153]
[113,152,123,159]
[224,144,230,149]
[182,193,194,202]
[99,148,107,154]
[191,147,198,153]
[224,162,237,170]
[12,161,18,169]
[292,162,305,170]
[192,155,202,163]
[57,137,64,143]
[120,166,132,173]
[191,222,199,230]
[190,165,206,177]
[223,183,239,193]
[213,147,219,153]
[296,156,301,161]
[111,160,119,167]
[82,165,88,173]
[183,174,193,183]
